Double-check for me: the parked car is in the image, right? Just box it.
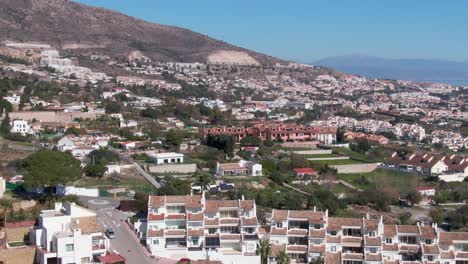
[105,228,116,239]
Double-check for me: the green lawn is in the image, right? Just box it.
[332,147,385,163]
[337,168,422,193]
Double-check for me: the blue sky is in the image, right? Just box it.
[77,0,468,62]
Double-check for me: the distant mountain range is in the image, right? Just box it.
[315,55,468,86]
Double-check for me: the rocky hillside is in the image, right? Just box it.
[0,0,281,65]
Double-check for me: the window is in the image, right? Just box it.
[399,236,417,244]
[314,224,322,230]
[386,238,392,244]
[330,246,337,252]
[65,244,74,252]
[370,247,377,253]
[208,228,217,234]
[192,238,199,245]
[368,231,376,237]
[153,240,159,245]
[425,239,432,245]
[330,231,337,236]
[428,256,434,261]
[276,222,283,228]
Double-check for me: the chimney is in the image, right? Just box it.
[241,195,245,201]
[313,206,316,212]
[366,213,370,219]
[325,209,329,219]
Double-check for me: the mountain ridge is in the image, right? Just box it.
[0,0,282,65]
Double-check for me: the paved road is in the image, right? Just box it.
[80,196,160,264]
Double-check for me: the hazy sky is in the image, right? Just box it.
[77,0,468,62]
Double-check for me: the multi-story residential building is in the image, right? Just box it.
[10,119,34,135]
[203,123,336,144]
[29,202,109,264]
[139,194,260,263]
[267,209,468,264]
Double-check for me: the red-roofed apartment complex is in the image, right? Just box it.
[135,195,468,264]
[136,194,260,262]
[203,124,337,144]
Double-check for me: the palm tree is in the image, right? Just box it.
[256,238,271,264]
[194,172,213,192]
[277,249,290,264]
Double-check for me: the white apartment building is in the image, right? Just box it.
[148,152,184,165]
[3,94,21,105]
[216,160,263,177]
[137,195,260,263]
[10,119,34,135]
[57,134,110,158]
[29,202,109,264]
[268,209,468,264]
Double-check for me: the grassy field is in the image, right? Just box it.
[301,154,340,158]
[337,168,422,193]
[309,159,367,166]
[332,147,386,162]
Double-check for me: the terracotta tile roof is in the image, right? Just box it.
[325,252,342,264]
[439,232,468,245]
[217,200,239,208]
[440,251,455,259]
[239,200,255,210]
[165,230,186,236]
[149,196,165,208]
[388,153,445,170]
[399,244,420,252]
[204,218,219,226]
[258,226,270,235]
[219,218,239,224]
[220,234,241,240]
[204,200,219,213]
[326,235,341,243]
[308,244,325,253]
[147,229,164,237]
[364,236,382,246]
[456,252,468,259]
[342,253,364,260]
[397,225,419,234]
[287,245,307,252]
[422,244,440,255]
[270,227,287,236]
[364,219,379,231]
[71,216,102,234]
[366,253,382,261]
[419,226,437,239]
[342,237,362,244]
[186,195,203,208]
[383,260,399,264]
[327,217,362,230]
[287,229,308,236]
[165,214,185,220]
[293,168,317,175]
[187,228,204,236]
[165,195,187,204]
[309,229,326,238]
[271,244,286,258]
[148,213,164,221]
[187,213,203,222]
[271,210,288,221]
[382,243,399,252]
[240,217,258,226]
[384,225,397,237]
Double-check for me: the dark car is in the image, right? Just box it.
[105,228,116,239]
